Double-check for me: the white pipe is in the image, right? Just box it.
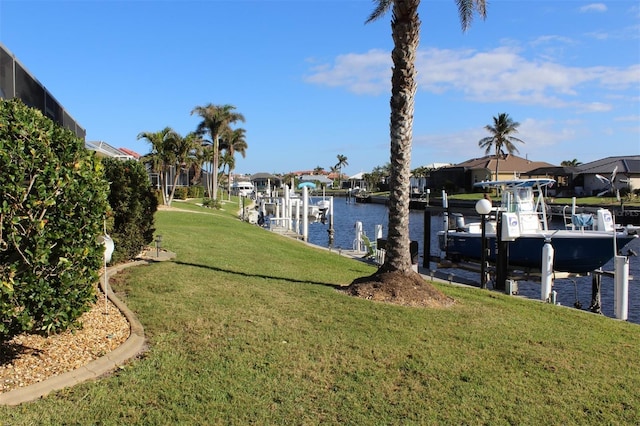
[541,240,554,301]
[294,199,300,234]
[614,255,629,320]
[284,185,291,231]
[329,196,334,238]
[354,221,363,251]
[302,186,309,241]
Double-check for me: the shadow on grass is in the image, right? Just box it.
[172,260,345,289]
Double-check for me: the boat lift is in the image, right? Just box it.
[425,195,635,321]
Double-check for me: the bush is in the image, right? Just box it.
[188,185,204,198]
[0,99,109,340]
[101,158,158,264]
[202,198,222,209]
[174,187,188,200]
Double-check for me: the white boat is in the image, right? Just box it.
[231,181,254,197]
[438,179,638,273]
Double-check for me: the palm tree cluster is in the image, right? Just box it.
[138,104,246,206]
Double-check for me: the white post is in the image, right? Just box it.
[541,240,554,301]
[614,255,629,320]
[284,185,291,231]
[442,190,449,231]
[354,221,363,252]
[329,197,334,228]
[302,186,309,241]
[292,199,298,234]
[375,224,383,240]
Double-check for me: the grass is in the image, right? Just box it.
[1,200,639,424]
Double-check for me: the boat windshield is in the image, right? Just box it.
[503,187,534,213]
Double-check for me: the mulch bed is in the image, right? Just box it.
[0,296,130,394]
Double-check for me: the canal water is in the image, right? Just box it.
[306,197,640,325]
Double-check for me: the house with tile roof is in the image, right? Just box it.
[429,154,554,193]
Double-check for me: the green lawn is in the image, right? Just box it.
[1,201,639,425]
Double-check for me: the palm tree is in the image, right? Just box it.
[219,151,235,199]
[367,0,486,274]
[165,131,200,206]
[313,166,325,175]
[191,104,245,202]
[478,113,524,181]
[220,127,248,199]
[561,159,582,167]
[138,126,179,206]
[335,154,349,188]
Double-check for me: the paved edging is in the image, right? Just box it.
[0,254,174,406]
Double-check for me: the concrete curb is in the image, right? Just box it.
[0,252,175,406]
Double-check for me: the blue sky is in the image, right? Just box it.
[1,0,638,176]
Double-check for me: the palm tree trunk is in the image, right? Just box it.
[382,0,420,274]
[160,167,168,206]
[212,136,219,202]
[168,165,181,206]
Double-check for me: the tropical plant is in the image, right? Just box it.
[165,131,200,206]
[334,154,349,188]
[0,99,109,340]
[366,0,486,274]
[138,127,179,206]
[314,166,325,174]
[220,127,248,199]
[411,165,433,192]
[101,158,158,264]
[367,0,486,274]
[191,104,245,203]
[478,113,524,181]
[561,159,582,167]
[220,151,235,199]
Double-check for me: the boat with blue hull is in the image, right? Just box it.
[438,179,638,274]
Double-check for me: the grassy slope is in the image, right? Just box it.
[1,200,639,425]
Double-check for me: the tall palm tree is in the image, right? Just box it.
[335,154,349,188]
[138,126,179,206]
[165,131,199,206]
[367,0,486,274]
[220,127,248,199]
[478,113,524,181]
[191,104,245,202]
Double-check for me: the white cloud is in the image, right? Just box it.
[305,45,638,113]
[579,3,608,13]
[304,49,390,96]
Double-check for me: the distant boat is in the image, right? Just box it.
[438,179,638,273]
[232,181,254,197]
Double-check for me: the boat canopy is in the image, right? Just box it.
[473,178,555,189]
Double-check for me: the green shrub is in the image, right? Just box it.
[174,187,188,200]
[202,198,222,209]
[0,99,109,340]
[188,185,204,198]
[101,158,158,264]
